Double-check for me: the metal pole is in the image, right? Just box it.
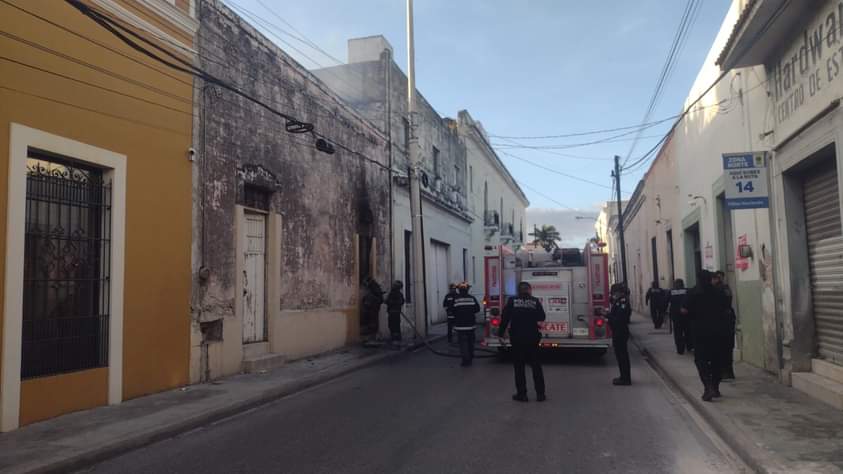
[407,0,427,337]
[614,155,629,286]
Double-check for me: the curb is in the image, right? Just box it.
[27,335,446,474]
[629,335,786,474]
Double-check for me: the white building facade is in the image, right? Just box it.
[717,0,843,406]
[457,111,529,298]
[621,0,843,410]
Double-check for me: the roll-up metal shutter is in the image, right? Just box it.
[804,165,843,365]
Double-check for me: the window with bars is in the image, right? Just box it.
[243,184,271,211]
[22,150,112,379]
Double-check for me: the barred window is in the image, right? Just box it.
[22,149,111,379]
[243,184,271,211]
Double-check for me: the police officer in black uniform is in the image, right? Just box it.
[668,279,691,354]
[685,270,731,401]
[608,283,632,385]
[499,281,547,402]
[451,282,480,366]
[442,283,457,343]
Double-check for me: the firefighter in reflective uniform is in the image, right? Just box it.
[442,283,458,343]
[608,284,632,386]
[499,281,547,402]
[451,282,480,366]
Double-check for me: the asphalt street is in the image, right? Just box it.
[83,333,738,474]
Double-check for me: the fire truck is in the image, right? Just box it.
[481,243,611,354]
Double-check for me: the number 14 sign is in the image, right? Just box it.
[722,152,769,210]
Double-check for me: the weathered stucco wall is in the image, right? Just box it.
[192,0,390,381]
[313,42,473,329]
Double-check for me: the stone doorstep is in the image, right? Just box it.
[812,358,843,385]
[792,371,843,410]
[242,352,287,374]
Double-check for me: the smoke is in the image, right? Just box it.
[526,208,599,247]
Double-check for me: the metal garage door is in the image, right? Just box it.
[804,166,843,365]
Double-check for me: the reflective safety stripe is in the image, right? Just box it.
[454,326,475,330]
[453,301,476,307]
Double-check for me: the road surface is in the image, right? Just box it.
[84,334,739,473]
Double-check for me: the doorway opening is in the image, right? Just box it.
[651,236,660,288]
[684,223,702,287]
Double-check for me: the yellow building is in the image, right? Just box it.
[0,0,196,430]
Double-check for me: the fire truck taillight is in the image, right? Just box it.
[490,317,501,328]
[593,317,606,338]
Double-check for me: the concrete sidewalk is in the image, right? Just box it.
[629,312,843,474]
[0,332,445,474]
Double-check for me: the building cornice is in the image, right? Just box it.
[459,111,529,207]
[92,0,197,55]
[135,0,198,33]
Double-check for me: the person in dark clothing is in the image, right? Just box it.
[499,281,547,402]
[360,277,384,337]
[684,270,731,401]
[668,279,692,354]
[451,282,480,366]
[386,281,405,346]
[716,271,737,380]
[608,284,632,385]
[442,284,457,343]
[645,281,666,329]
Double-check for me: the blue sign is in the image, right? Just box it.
[723,152,768,210]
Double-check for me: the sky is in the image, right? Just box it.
[227,0,733,244]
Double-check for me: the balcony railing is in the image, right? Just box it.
[500,222,514,237]
[484,210,499,229]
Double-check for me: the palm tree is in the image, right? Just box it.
[528,225,561,252]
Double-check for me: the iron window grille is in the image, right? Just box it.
[22,150,111,379]
[243,184,271,211]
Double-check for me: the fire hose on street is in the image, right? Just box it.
[398,311,500,359]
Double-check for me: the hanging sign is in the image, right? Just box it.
[723,152,769,209]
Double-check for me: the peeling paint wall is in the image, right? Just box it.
[191,0,390,382]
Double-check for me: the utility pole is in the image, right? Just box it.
[613,155,629,286]
[406,0,427,338]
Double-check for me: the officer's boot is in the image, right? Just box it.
[699,371,713,401]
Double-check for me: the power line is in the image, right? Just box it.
[489,114,682,141]
[498,150,630,193]
[222,0,374,109]
[623,0,701,167]
[516,181,575,211]
[0,55,192,116]
[0,0,193,87]
[0,85,186,135]
[251,0,348,67]
[492,132,666,151]
[57,0,398,177]
[619,0,791,176]
[66,0,313,131]
[0,30,192,105]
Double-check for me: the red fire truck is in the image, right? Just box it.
[481,244,611,354]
